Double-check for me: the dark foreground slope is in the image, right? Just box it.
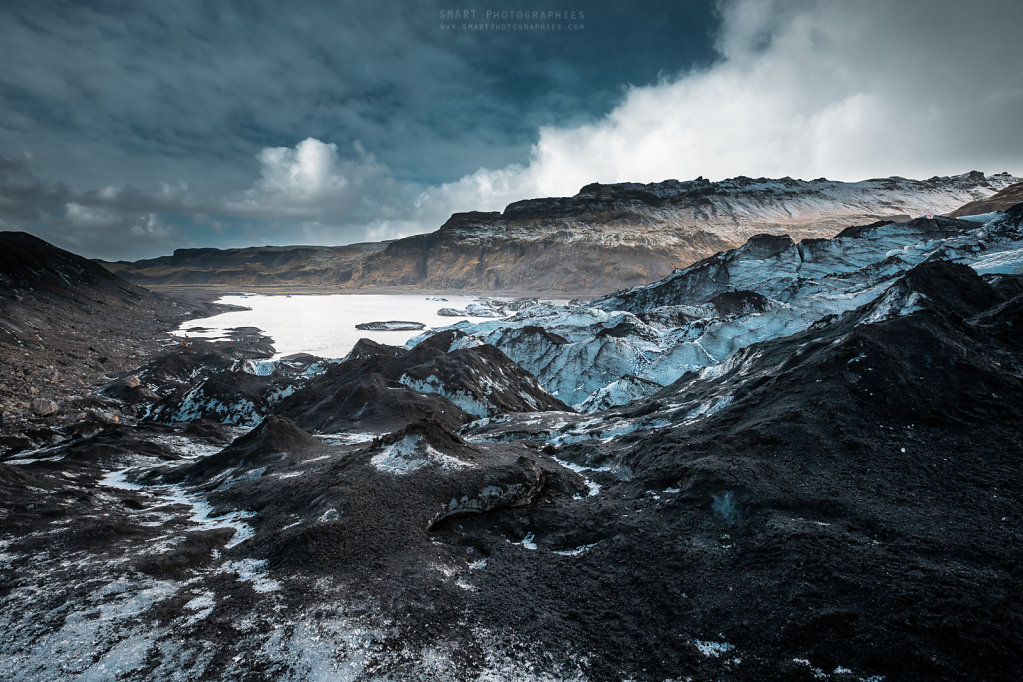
[557,260,1023,680]
[430,258,1023,681]
[1,215,1021,680]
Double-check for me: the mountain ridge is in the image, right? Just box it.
[101,170,1020,294]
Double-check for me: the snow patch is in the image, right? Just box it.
[694,639,734,657]
[370,435,471,475]
[99,469,256,549]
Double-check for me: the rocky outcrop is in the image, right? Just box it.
[273,332,570,432]
[30,398,59,416]
[0,231,215,447]
[156,415,322,484]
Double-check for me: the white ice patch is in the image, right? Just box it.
[99,469,255,549]
[957,211,1002,223]
[242,359,278,376]
[694,639,734,657]
[684,395,734,421]
[315,432,376,446]
[370,434,471,475]
[223,558,280,593]
[861,287,927,324]
[183,591,216,624]
[399,374,490,417]
[792,658,828,679]
[515,533,538,550]
[163,384,263,427]
[551,456,611,496]
[553,543,598,556]
[970,245,1023,275]
[0,576,179,681]
[577,375,664,413]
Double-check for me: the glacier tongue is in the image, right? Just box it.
[414,210,1023,414]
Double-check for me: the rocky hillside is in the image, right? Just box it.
[947,180,1023,217]
[102,241,388,289]
[103,171,1020,294]
[0,231,227,445]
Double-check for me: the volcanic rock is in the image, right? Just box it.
[30,399,59,416]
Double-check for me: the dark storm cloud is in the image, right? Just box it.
[0,0,716,189]
[0,0,719,257]
[0,1,483,189]
[0,156,194,258]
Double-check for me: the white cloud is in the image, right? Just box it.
[416,0,1023,216]
[231,0,1023,236]
[65,202,124,228]
[226,137,419,224]
[252,138,352,202]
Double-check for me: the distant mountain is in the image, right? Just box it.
[101,241,388,289]
[101,171,1020,294]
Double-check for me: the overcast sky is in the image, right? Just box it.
[1,0,1021,260]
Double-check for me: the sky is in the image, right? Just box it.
[0,0,1021,260]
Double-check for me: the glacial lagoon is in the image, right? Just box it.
[175,294,506,358]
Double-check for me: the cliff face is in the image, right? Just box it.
[103,171,1020,293]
